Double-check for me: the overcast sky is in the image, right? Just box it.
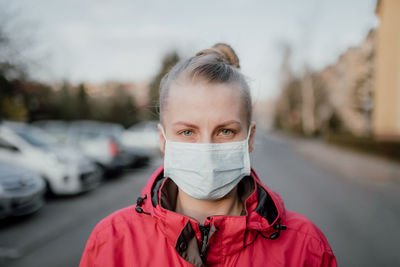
[3,0,378,100]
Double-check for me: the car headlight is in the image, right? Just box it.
[49,153,69,164]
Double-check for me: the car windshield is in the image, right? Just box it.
[128,121,158,132]
[105,126,124,139]
[74,124,123,140]
[15,127,59,148]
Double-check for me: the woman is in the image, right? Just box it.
[80,43,337,267]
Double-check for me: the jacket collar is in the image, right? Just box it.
[139,166,286,266]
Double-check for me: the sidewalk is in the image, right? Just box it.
[269,132,400,186]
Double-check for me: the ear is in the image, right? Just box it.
[248,122,256,153]
[157,123,166,154]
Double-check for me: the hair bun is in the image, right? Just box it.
[196,43,240,69]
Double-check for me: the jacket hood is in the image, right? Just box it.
[136,165,287,266]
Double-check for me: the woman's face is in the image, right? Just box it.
[158,80,256,153]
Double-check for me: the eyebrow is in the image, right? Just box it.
[216,120,241,128]
[172,120,241,129]
[172,121,199,129]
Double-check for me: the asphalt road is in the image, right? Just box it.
[1,132,399,266]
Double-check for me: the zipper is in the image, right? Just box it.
[199,224,210,264]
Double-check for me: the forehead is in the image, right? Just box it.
[163,80,246,125]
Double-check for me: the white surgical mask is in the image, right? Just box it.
[160,125,251,200]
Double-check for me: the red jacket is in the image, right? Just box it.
[80,166,337,267]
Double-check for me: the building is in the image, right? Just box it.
[373,0,400,141]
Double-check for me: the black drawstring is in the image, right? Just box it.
[135,194,151,215]
[259,219,287,240]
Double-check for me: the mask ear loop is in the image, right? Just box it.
[246,125,252,141]
[160,124,167,140]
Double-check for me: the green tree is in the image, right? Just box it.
[0,9,28,121]
[57,81,75,120]
[147,51,180,120]
[107,87,139,127]
[76,83,90,119]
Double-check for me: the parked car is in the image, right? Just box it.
[67,121,149,171]
[0,161,45,219]
[120,121,160,154]
[31,120,69,144]
[91,121,151,167]
[0,122,101,195]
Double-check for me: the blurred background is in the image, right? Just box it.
[0,0,399,266]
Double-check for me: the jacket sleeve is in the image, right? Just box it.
[303,220,337,267]
[79,231,98,267]
[320,249,337,267]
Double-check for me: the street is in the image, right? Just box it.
[1,131,400,266]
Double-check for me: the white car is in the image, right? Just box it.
[120,121,160,154]
[0,161,45,219]
[66,121,135,172]
[0,123,101,195]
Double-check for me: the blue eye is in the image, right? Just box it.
[181,130,193,136]
[220,129,233,136]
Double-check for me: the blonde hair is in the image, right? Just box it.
[159,43,252,126]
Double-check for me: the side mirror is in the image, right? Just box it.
[10,145,20,152]
[0,143,20,152]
